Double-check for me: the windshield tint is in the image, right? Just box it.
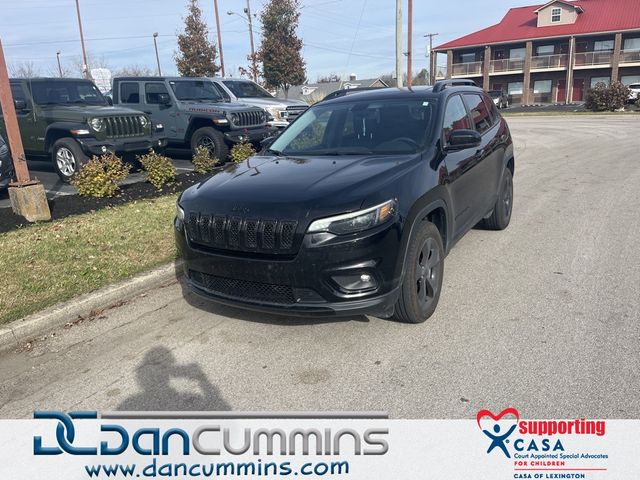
[170,80,222,101]
[31,80,107,106]
[270,98,437,156]
[223,80,273,98]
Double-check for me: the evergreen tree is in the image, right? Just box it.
[175,0,220,77]
[258,0,306,98]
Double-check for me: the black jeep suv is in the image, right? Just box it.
[175,80,514,323]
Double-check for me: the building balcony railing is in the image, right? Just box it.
[574,51,613,67]
[530,53,568,70]
[620,49,640,64]
[490,58,524,73]
[451,61,482,77]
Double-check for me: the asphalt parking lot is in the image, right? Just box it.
[0,116,639,419]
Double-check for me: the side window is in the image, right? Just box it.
[482,94,499,126]
[120,82,140,104]
[145,82,169,104]
[463,93,492,135]
[10,83,28,104]
[442,95,471,142]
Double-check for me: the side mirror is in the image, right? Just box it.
[14,99,27,111]
[446,129,481,151]
[158,93,171,105]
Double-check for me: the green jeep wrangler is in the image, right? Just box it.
[0,78,167,182]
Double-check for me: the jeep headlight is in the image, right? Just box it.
[139,116,149,128]
[176,202,185,221]
[307,200,396,235]
[89,118,105,132]
[230,113,239,124]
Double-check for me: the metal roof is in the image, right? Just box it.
[435,0,640,51]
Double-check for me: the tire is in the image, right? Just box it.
[393,222,445,324]
[190,127,229,162]
[52,137,88,183]
[481,168,513,230]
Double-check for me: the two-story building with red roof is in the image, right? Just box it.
[432,0,640,105]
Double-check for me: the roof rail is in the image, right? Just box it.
[432,79,477,93]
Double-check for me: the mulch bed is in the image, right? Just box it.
[0,170,213,234]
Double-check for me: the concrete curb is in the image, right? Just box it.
[0,261,182,355]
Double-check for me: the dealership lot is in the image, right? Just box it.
[0,116,638,419]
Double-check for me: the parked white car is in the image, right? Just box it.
[209,78,308,128]
[628,83,640,102]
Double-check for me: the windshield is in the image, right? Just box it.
[170,80,223,102]
[270,98,437,156]
[223,80,273,98]
[31,80,107,106]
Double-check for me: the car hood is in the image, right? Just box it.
[181,101,264,114]
[180,153,420,222]
[39,105,148,120]
[235,97,308,108]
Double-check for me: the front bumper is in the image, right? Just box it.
[77,132,169,157]
[175,218,404,318]
[224,126,276,144]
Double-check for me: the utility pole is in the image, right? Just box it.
[213,0,226,77]
[75,0,90,79]
[424,33,439,84]
[0,39,50,222]
[153,33,162,76]
[245,0,257,82]
[56,51,63,77]
[395,0,403,88]
[407,0,413,88]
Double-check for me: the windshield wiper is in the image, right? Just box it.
[301,148,374,156]
[267,148,282,156]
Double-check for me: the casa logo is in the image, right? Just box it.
[477,408,606,459]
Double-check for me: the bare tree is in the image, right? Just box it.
[317,73,340,83]
[114,65,154,77]
[9,61,41,78]
[68,52,111,77]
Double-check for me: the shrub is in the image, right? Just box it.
[137,150,177,190]
[585,81,630,112]
[229,140,256,163]
[191,146,218,174]
[71,153,130,198]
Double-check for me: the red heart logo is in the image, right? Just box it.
[476,407,520,430]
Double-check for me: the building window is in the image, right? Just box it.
[533,80,553,103]
[623,38,640,51]
[590,77,610,88]
[509,48,526,59]
[551,7,561,23]
[508,82,524,105]
[594,40,614,52]
[460,53,476,63]
[621,75,640,86]
[536,45,555,56]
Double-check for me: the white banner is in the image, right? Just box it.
[0,411,637,479]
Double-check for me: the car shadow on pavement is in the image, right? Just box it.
[174,264,370,326]
[117,346,231,411]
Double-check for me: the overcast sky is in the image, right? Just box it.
[1,0,528,81]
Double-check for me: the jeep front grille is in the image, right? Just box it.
[104,116,145,138]
[233,111,264,128]
[189,270,297,305]
[187,213,298,254]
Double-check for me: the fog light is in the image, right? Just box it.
[332,273,378,293]
[101,146,108,153]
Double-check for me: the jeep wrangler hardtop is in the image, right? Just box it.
[112,77,274,161]
[0,78,167,181]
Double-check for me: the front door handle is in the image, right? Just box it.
[475,148,485,158]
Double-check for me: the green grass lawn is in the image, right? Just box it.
[0,194,179,325]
